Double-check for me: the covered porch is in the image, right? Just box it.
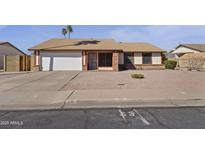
[82,51,120,71]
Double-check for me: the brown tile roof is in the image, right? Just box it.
[0,42,26,56]
[29,39,121,51]
[28,38,164,52]
[118,42,165,52]
[178,44,205,52]
[0,42,7,45]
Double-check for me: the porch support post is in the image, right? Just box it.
[113,51,119,71]
[82,51,88,71]
[31,50,40,71]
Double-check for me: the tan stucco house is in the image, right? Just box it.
[28,38,165,71]
[168,44,205,59]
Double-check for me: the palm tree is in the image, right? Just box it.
[66,25,73,39]
[62,28,67,38]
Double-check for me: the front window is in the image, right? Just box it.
[98,53,112,67]
[143,53,152,64]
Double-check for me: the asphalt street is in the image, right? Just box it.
[0,107,205,129]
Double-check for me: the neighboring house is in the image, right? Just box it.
[0,42,27,70]
[28,39,165,71]
[169,44,205,59]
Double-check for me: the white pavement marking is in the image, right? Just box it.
[133,109,150,125]
[128,111,135,117]
[118,109,126,121]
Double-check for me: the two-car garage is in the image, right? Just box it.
[40,52,82,71]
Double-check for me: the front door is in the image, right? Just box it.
[124,52,135,69]
[88,53,97,70]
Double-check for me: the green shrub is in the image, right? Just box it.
[131,73,144,79]
[164,60,177,69]
[162,53,168,64]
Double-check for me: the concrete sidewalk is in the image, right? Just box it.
[63,89,205,109]
[0,89,205,111]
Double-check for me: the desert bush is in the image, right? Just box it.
[131,73,144,79]
[164,60,177,69]
[179,53,205,71]
[186,57,204,71]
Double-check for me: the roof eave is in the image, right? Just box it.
[1,42,27,55]
[28,48,123,51]
[176,44,205,52]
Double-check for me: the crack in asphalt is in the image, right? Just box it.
[193,107,205,115]
[144,109,170,129]
[0,112,10,119]
[84,110,89,129]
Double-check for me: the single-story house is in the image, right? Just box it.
[168,44,205,59]
[0,42,27,71]
[28,39,165,71]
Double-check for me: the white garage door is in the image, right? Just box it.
[41,52,82,71]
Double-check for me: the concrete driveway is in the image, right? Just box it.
[0,71,79,92]
[0,71,80,110]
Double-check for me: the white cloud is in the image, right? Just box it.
[109,26,205,51]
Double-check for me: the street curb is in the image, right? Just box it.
[63,98,205,109]
[0,98,205,111]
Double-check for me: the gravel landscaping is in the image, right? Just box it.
[62,70,205,94]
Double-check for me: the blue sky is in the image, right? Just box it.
[0,25,205,54]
